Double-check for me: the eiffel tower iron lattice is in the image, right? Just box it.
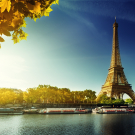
[97,19,135,101]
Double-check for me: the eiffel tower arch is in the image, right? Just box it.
[97,18,135,102]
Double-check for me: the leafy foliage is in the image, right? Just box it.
[0,0,59,47]
[97,94,126,104]
[125,98,133,104]
[22,85,97,104]
[0,88,23,105]
[97,94,110,104]
[0,86,133,105]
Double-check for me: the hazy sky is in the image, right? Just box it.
[0,0,135,99]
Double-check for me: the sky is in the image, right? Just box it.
[0,0,135,99]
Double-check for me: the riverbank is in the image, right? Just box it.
[0,103,97,110]
[1,103,134,110]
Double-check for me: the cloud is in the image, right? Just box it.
[57,4,103,39]
[59,8,98,34]
[58,0,135,22]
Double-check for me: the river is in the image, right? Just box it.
[0,113,135,135]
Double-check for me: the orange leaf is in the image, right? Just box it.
[0,36,5,42]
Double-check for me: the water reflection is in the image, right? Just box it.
[95,114,135,135]
[0,0,59,45]
[1,114,135,135]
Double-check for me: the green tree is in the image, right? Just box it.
[112,99,125,104]
[83,89,96,103]
[80,91,85,103]
[60,88,71,103]
[97,94,110,104]
[24,88,39,104]
[125,98,133,104]
[56,89,63,103]
[50,86,59,103]
[74,91,80,103]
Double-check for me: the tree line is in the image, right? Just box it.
[97,94,133,104]
[0,85,133,105]
[23,85,96,104]
[0,85,96,105]
[0,88,23,105]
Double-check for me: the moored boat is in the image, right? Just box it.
[92,106,104,113]
[85,108,92,113]
[23,109,39,114]
[0,108,23,115]
[75,108,87,113]
[96,106,135,114]
[38,108,88,114]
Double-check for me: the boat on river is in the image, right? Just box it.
[92,107,101,113]
[38,108,89,114]
[0,108,23,115]
[23,109,39,114]
[93,106,135,114]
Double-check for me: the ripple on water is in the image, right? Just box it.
[0,114,135,135]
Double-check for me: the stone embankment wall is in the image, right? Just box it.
[0,103,97,109]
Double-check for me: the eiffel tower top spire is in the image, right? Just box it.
[109,17,122,69]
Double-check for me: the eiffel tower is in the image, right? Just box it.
[97,18,135,101]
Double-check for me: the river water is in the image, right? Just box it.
[0,113,135,135]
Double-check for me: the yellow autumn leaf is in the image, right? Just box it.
[20,32,28,40]
[27,3,34,11]
[44,6,53,16]
[51,1,56,5]
[13,10,24,18]
[33,17,37,22]
[22,33,28,40]
[12,35,17,40]
[24,33,28,40]
[56,0,59,5]
[33,2,41,14]
[21,20,27,27]
[45,0,50,5]
[11,17,23,27]
[0,0,11,13]
[12,37,20,44]
[51,0,59,5]
[50,0,59,6]
[0,36,5,42]
[0,13,3,19]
